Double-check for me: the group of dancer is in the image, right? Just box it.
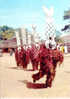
[15,36,64,88]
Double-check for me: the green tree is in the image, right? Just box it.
[0,25,15,40]
[55,36,64,43]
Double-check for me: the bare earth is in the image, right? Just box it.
[0,53,70,98]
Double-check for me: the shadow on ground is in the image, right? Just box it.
[64,71,70,73]
[7,67,35,71]
[18,80,47,89]
[7,67,24,70]
[26,69,35,71]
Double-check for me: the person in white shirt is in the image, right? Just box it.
[64,45,68,54]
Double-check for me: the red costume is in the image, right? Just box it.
[32,44,64,87]
[15,47,30,69]
[29,44,40,70]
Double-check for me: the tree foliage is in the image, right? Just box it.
[55,36,64,44]
[0,25,15,40]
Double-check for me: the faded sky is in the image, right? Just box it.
[0,0,70,31]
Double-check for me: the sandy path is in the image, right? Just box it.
[0,53,70,98]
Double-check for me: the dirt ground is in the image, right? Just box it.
[0,53,70,98]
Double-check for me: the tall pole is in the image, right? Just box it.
[32,25,37,44]
[25,29,28,45]
[42,6,56,40]
[20,27,26,46]
[15,31,21,49]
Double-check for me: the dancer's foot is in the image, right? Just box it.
[33,79,36,83]
[45,83,52,88]
[23,68,27,71]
